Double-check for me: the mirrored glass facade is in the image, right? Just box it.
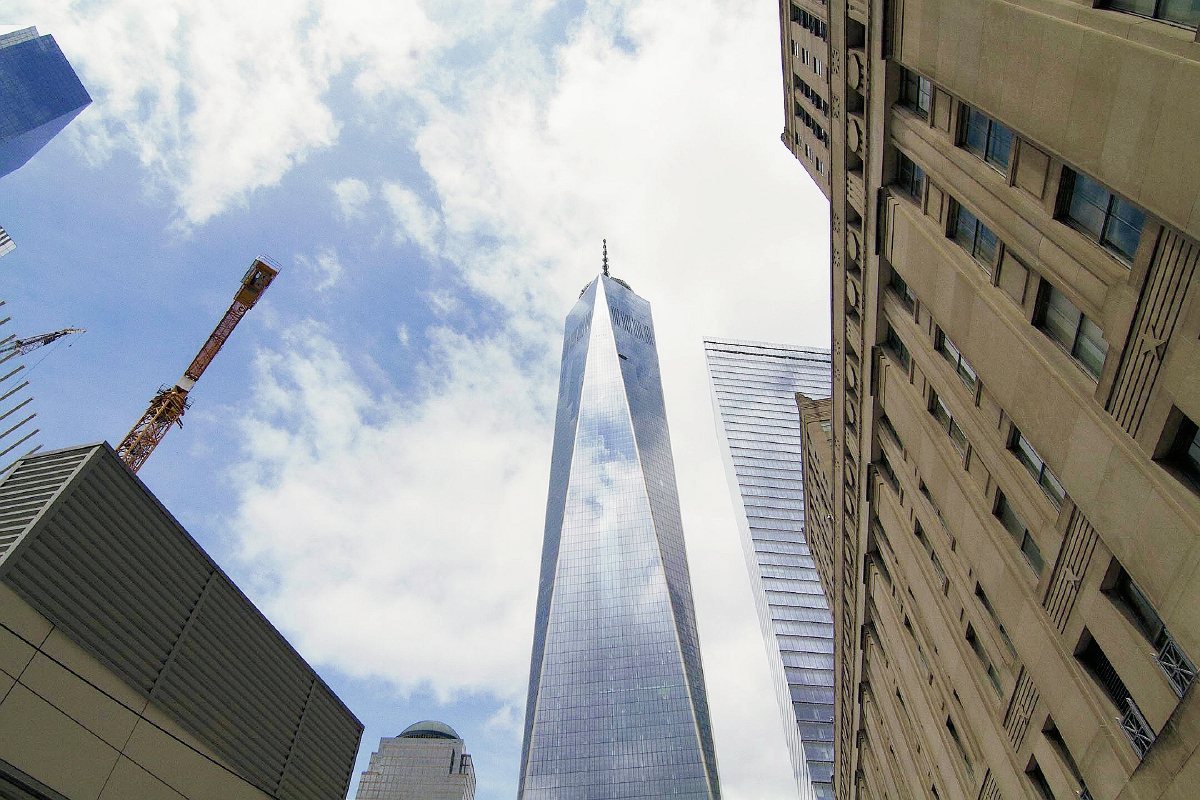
[356,722,475,800]
[519,275,720,800]
[0,27,91,179]
[704,340,833,800]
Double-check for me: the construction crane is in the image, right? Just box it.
[116,256,279,473]
[0,328,85,358]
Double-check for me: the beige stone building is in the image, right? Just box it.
[781,1,1200,799]
[780,0,834,198]
[0,444,363,800]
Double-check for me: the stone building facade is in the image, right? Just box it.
[781,1,1200,799]
[779,1,833,197]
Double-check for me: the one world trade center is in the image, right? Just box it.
[518,258,721,800]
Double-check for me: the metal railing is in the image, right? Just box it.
[1156,631,1198,698]
[1120,698,1156,759]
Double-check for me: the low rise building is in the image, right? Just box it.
[0,443,363,800]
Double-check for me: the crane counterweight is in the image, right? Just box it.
[115,256,278,473]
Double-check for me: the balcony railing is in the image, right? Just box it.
[1120,698,1156,759]
[1156,631,1198,698]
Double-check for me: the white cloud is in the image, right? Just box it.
[383,182,442,256]
[295,247,344,291]
[232,323,553,700]
[13,0,444,225]
[331,178,371,221]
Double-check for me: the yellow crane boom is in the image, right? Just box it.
[116,256,279,473]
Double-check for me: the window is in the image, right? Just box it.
[1035,284,1108,380]
[961,106,1014,172]
[1159,409,1200,490]
[995,491,1044,575]
[878,451,899,491]
[1026,761,1057,800]
[889,269,916,309]
[953,203,1000,273]
[1076,632,1156,758]
[915,521,948,594]
[930,390,967,454]
[812,56,824,77]
[966,625,1003,696]
[1060,170,1146,263]
[1108,0,1199,28]
[896,152,925,203]
[975,583,1015,655]
[900,68,932,117]
[935,329,978,392]
[1009,428,1065,509]
[1107,564,1197,696]
[946,717,973,773]
[885,324,911,370]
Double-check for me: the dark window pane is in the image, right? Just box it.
[964,109,989,157]
[1104,196,1146,260]
[1110,0,1158,13]
[987,122,1014,169]
[975,222,999,266]
[956,206,978,249]
[1075,316,1108,379]
[995,493,1026,540]
[1041,286,1082,353]
[1067,173,1109,239]
[1158,0,1200,25]
[1021,533,1044,575]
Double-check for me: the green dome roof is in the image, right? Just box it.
[399,720,459,740]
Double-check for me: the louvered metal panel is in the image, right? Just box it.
[0,444,363,800]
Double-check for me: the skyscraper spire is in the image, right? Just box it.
[602,239,609,277]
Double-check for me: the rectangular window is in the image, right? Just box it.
[885,324,911,370]
[889,270,916,310]
[1035,283,1108,380]
[1108,565,1197,696]
[953,203,1000,273]
[1010,428,1065,509]
[1160,409,1200,490]
[935,329,978,392]
[813,56,824,77]
[975,583,1016,655]
[930,390,967,454]
[946,717,973,773]
[901,68,932,118]
[966,625,1003,696]
[878,451,899,491]
[1108,0,1199,28]
[995,492,1044,575]
[1060,170,1146,263]
[896,151,926,203]
[961,106,1014,172]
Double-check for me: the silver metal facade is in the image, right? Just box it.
[704,339,833,800]
[0,443,363,800]
[519,275,720,800]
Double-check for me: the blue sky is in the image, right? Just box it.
[1,1,831,797]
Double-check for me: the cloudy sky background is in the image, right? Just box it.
[1,1,830,797]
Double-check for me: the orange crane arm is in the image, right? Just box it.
[115,257,279,473]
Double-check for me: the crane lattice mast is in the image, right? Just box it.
[0,328,85,357]
[115,256,279,473]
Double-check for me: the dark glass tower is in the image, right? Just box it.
[519,272,720,800]
[0,27,92,180]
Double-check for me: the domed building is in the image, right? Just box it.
[354,721,475,800]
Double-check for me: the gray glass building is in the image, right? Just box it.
[704,339,833,800]
[355,721,475,800]
[519,272,720,800]
[0,27,91,180]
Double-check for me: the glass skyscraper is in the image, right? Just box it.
[519,272,720,800]
[0,27,91,180]
[355,721,475,800]
[704,339,833,800]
